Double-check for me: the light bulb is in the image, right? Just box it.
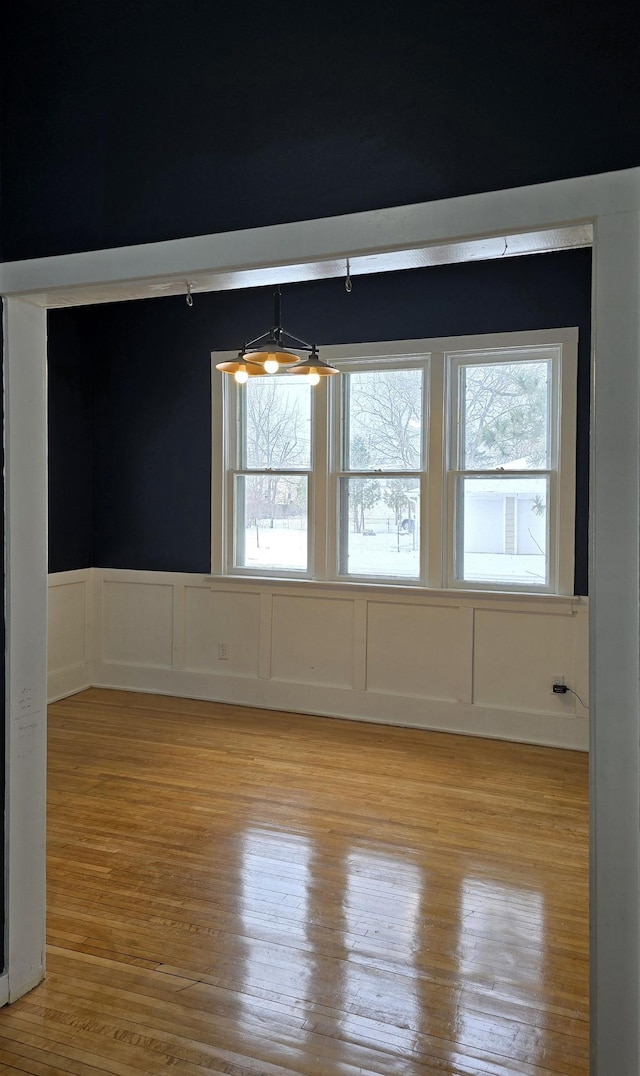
[234,368,249,384]
[307,371,321,386]
[264,358,279,374]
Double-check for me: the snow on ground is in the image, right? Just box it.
[241,522,546,585]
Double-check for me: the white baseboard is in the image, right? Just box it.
[0,966,46,1009]
[93,661,589,750]
[8,967,45,1005]
[47,665,94,703]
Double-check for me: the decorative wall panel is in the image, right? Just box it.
[367,602,459,700]
[102,580,174,668]
[271,596,354,688]
[184,587,260,677]
[48,570,589,749]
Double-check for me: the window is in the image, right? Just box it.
[215,329,577,594]
[449,350,558,590]
[233,377,312,573]
[339,366,424,580]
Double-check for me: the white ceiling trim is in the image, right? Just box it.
[1,224,592,309]
[6,164,640,309]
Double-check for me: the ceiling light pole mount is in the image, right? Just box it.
[214,285,338,385]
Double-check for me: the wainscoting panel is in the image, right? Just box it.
[47,569,94,700]
[48,580,86,671]
[367,601,460,701]
[48,569,589,749]
[184,586,260,677]
[271,595,354,688]
[474,608,580,714]
[102,580,174,668]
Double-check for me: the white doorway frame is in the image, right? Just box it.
[2,166,639,1073]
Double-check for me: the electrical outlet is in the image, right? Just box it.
[552,675,568,695]
[553,676,565,688]
[217,642,229,661]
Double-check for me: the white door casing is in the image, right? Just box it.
[2,167,639,1073]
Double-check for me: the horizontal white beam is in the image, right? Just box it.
[3,166,639,307]
[2,226,591,309]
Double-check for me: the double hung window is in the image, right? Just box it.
[232,377,312,573]
[216,329,577,594]
[337,365,425,580]
[448,349,561,590]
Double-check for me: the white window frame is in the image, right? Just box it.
[328,351,429,585]
[222,373,319,579]
[445,340,576,594]
[213,327,578,595]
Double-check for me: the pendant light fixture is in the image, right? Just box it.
[214,286,338,384]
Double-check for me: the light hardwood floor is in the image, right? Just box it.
[0,689,589,1075]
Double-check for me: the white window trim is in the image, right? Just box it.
[222,373,318,580]
[213,326,578,596]
[328,352,428,586]
[445,340,576,595]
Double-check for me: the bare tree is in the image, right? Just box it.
[244,379,309,527]
[348,369,422,469]
[245,378,309,469]
[345,371,422,530]
[461,361,549,469]
[348,437,380,533]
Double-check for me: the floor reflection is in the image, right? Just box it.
[235,826,557,1071]
[460,877,544,985]
[340,846,423,1053]
[454,876,546,1068]
[239,827,313,1015]
[237,826,426,1063]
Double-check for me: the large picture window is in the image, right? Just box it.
[215,329,577,594]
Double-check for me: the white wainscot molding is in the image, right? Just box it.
[47,569,589,750]
[47,569,96,700]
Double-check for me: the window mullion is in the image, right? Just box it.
[211,366,226,574]
[312,378,329,580]
[556,344,577,594]
[225,377,240,573]
[426,352,445,588]
[328,370,344,581]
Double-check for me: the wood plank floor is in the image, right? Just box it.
[0,689,589,1075]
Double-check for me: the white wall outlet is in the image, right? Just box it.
[552,675,568,696]
[217,642,229,660]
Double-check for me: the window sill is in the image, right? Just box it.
[203,573,584,609]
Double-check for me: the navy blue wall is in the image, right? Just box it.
[2,1,638,261]
[48,309,94,571]
[47,248,592,591]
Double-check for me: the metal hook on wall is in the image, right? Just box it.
[185,281,194,307]
[345,258,353,293]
